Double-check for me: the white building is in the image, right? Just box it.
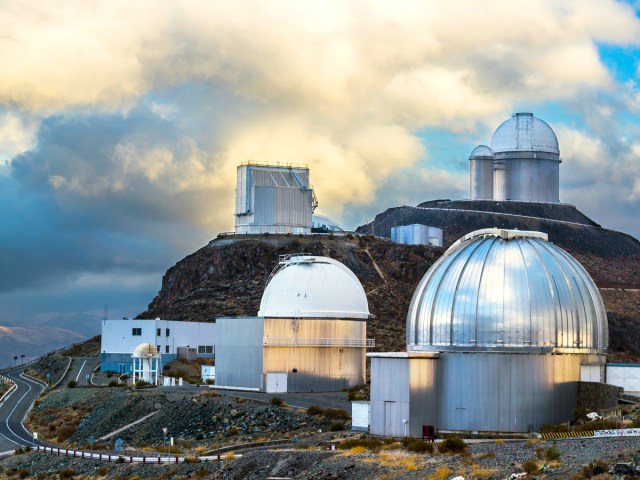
[391,224,443,247]
[235,163,317,235]
[216,254,374,393]
[100,319,216,374]
[469,112,561,203]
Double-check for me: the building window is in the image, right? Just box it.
[157,328,161,336]
[132,328,142,336]
[165,345,170,354]
[198,345,213,354]
[156,345,160,353]
[166,328,170,337]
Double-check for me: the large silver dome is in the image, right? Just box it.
[491,112,559,155]
[407,228,607,354]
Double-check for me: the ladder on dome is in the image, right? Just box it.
[265,253,312,286]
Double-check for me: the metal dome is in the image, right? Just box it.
[469,144,494,159]
[259,255,370,319]
[490,113,559,155]
[407,228,607,353]
[132,343,158,357]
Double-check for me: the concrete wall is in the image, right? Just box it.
[577,381,621,411]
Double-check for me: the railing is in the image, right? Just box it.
[263,337,375,348]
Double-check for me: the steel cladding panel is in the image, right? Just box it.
[263,318,366,392]
[216,317,264,389]
[437,353,579,432]
[470,158,494,200]
[408,357,438,437]
[606,366,640,392]
[370,357,410,437]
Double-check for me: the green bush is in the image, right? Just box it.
[67,380,77,388]
[329,422,345,431]
[323,408,350,420]
[522,459,540,475]
[405,439,434,453]
[270,397,284,407]
[306,405,323,415]
[544,445,561,461]
[348,391,363,401]
[437,436,467,454]
[205,379,214,385]
[337,438,383,451]
[59,469,76,479]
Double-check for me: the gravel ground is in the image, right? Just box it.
[26,354,69,386]
[2,436,640,479]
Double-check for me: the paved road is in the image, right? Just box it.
[61,357,101,387]
[0,368,46,454]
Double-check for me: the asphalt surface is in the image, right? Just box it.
[0,368,46,454]
[61,357,101,387]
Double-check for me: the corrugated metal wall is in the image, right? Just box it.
[216,317,265,390]
[470,158,494,200]
[263,318,366,392]
[370,357,411,438]
[436,353,580,432]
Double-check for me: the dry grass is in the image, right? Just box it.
[376,452,420,471]
[345,446,367,455]
[379,441,403,451]
[223,452,235,460]
[428,465,452,480]
[470,464,499,478]
[494,438,505,445]
[474,451,496,460]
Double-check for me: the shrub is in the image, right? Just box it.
[223,452,235,460]
[195,433,205,440]
[18,470,30,479]
[205,379,214,385]
[270,397,284,407]
[128,476,142,480]
[338,438,383,451]
[57,424,76,442]
[306,405,323,415]
[96,466,109,476]
[405,439,433,453]
[67,380,77,388]
[115,456,125,464]
[226,426,239,436]
[348,391,363,401]
[495,438,505,444]
[522,459,540,475]
[437,436,467,454]
[544,445,561,461]
[108,380,119,387]
[323,408,350,420]
[59,469,76,479]
[183,457,200,464]
[329,422,345,431]
[14,447,24,455]
[135,380,151,387]
[582,460,608,478]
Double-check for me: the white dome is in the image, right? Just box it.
[407,228,607,353]
[132,343,158,357]
[490,113,559,155]
[469,144,494,159]
[259,255,369,319]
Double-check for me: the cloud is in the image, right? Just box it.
[1,0,640,322]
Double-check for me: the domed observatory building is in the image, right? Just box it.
[216,255,373,393]
[369,228,607,436]
[468,112,561,203]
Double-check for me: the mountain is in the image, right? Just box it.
[0,325,86,369]
[139,199,640,362]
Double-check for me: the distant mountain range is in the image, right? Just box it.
[0,314,101,369]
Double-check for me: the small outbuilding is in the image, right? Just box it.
[216,254,374,393]
[370,228,608,436]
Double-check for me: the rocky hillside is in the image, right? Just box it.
[139,234,443,353]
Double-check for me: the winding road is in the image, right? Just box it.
[0,368,46,455]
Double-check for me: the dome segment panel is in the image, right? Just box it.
[469,145,494,159]
[407,229,607,353]
[259,255,370,319]
[490,113,559,155]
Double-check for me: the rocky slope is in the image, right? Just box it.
[139,200,640,361]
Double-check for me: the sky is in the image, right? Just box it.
[1,0,639,330]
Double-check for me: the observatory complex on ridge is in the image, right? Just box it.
[469,113,561,203]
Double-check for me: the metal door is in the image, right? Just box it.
[384,401,396,437]
[266,372,288,393]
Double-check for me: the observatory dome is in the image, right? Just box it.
[407,228,607,353]
[259,255,369,319]
[469,145,494,158]
[132,343,158,357]
[490,112,559,155]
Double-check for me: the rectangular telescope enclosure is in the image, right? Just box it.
[235,163,315,235]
